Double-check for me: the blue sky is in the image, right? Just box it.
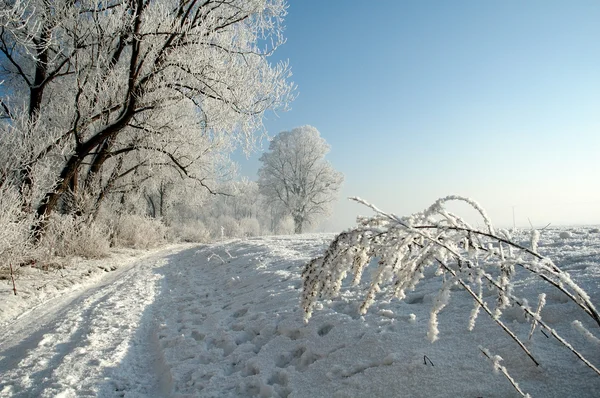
[236,0,600,231]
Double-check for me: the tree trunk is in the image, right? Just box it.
[294,216,303,234]
[91,157,123,221]
[146,194,156,218]
[33,85,138,236]
[159,182,165,218]
[35,150,84,229]
[84,136,114,190]
[19,22,50,212]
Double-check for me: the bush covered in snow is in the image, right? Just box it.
[209,216,242,240]
[38,214,111,259]
[169,221,211,243]
[111,214,167,249]
[276,215,296,235]
[239,218,261,237]
[0,185,35,269]
[302,195,600,396]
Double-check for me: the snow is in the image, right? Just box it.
[0,246,187,327]
[1,229,600,397]
[559,231,573,239]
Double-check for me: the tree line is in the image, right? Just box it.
[0,0,343,268]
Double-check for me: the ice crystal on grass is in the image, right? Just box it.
[531,230,540,253]
[427,281,452,342]
[573,320,600,346]
[528,293,546,340]
[301,195,600,395]
[480,347,531,397]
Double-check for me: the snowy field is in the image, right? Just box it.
[1,229,599,397]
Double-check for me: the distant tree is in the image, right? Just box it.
[258,125,343,233]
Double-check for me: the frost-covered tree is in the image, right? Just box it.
[0,0,294,234]
[258,125,343,233]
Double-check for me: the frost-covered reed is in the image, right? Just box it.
[301,195,600,396]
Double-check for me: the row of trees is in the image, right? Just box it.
[146,178,296,242]
[139,125,345,241]
[0,0,344,267]
[0,0,295,265]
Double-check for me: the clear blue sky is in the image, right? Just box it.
[236,0,600,231]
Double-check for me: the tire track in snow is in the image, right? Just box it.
[0,252,174,397]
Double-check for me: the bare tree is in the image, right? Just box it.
[258,125,343,233]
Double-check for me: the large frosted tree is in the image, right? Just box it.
[0,0,294,233]
[258,125,343,233]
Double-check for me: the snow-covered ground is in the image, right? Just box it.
[1,229,599,397]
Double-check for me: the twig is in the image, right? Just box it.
[423,355,434,366]
[438,261,540,367]
[480,348,529,397]
[528,293,546,340]
[540,222,552,231]
[412,225,600,327]
[302,196,600,392]
[478,271,600,376]
[10,263,17,295]
[541,330,549,338]
[207,252,226,264]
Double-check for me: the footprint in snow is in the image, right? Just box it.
[191,330,205,341]
[267,369,289,387]
[318,323,334,337]
[233,307,249,318]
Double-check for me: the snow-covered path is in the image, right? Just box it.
[0,238,327,398]
[0,247,179,397]
[1,232,600,397]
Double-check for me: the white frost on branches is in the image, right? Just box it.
[528,293,546,340]
[258,125,343,234]
[1,0,295,225]
[480,348,531,398]
[301,195,600,395]
[427,281,452,342]
[573,320,600,346]
[531,230,541,253]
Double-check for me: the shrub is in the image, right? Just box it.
[38,214,110,259]
[302,195,600,396]
[0,185,34,268]
[276,215,295,235]
[112,214,167,249]
[207,215,242,240]
[239,217,261,237]
[169,220,211,243]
